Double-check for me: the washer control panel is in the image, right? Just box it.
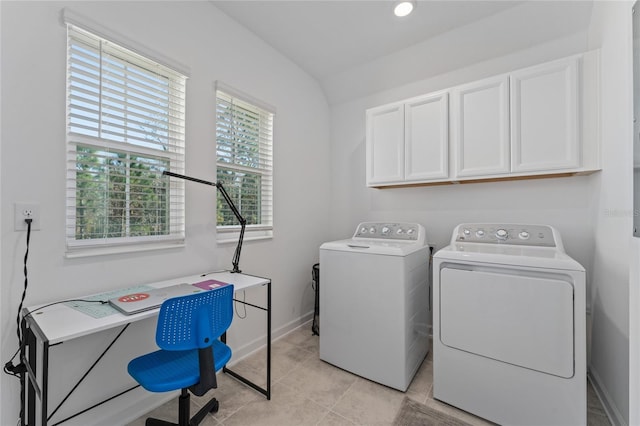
[354,222,423,242]
[455,224,556,247]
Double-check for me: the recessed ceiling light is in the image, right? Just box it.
[394,0,416,17]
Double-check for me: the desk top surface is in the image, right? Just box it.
[24,271,269,344]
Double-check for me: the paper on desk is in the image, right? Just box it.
[64,285,154,319]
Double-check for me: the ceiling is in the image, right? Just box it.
[211,1,595,103]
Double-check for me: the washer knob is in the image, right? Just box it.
[463,228,471,236]
[381,226,390,235]
[369,227,376,234]
[476,230,485,237]
[407,228,415,235]
[495,229,508,240]
[519,231,530,240]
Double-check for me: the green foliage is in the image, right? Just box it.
[216,168,261,226]
[75,145,169,239]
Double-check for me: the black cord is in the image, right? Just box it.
[14,218,31,426]
[4,298,109,378]
[3,347,21,378]
[5,219,105,376]
[8,297,108,426]
[22,299,110,320]
[234,290,247,319]
[4,220,108,426]
[3,219,33,379]
[16,219,31,349]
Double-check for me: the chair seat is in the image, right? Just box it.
[128,340,231,393]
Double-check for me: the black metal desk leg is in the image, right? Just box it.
[266,280,271,400]
[24,323,36,426]
[42,341,49,426]
[222,280,271,400]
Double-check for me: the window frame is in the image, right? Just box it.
[64,14,189,257]
[215,82,275,242]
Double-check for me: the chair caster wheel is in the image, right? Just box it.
[210,400,219,413]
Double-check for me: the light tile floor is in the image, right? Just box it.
[128,324,611,426]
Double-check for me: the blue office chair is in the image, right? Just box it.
[128,285,234,426]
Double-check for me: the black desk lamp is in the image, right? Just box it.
[163,170,246,273]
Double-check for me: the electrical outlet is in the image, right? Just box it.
[14,203,40,231]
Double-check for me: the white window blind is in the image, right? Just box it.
[216,87,274,237]
[66,25,187,253]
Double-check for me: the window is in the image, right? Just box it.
[215,85,274,240]
[65,24,187,254]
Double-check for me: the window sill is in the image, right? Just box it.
[65,240,185,259]
[217,230,273,245]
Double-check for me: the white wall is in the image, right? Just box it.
[0,2,331,425]
[587,2,634,425]
[322,1,594,105]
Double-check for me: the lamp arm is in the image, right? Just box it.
[162,171,246,273]
[162,170,217,188]
[215,181,246,273]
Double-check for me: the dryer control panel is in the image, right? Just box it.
[455,224,556,247]
[353,222,424,243]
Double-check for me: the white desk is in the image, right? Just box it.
[20,271,271,426]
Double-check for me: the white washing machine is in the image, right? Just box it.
[319,222,431,391]
[433,223,586,426]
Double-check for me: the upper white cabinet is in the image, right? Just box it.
[366,102,404,185]
[452,75,510,178]
[510,57,580,173]
[366,92,448,186]
[405,92,449,181]
[366,50,599,187]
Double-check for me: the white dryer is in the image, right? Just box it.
[433,223,586,425]
[319,222,430,391]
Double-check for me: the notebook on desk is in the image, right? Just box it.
[192,279,231,290]
[108,283,203,315]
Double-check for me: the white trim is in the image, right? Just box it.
[226,315,314,369]
[215,86,274,237]
[61,8,191,77]
[65,24,187,250]
[217,229,273,245]
[65,240,185,259]
[589,369,626,426]
[214,81,276,114]
[217,234,273,245]
[217,224,273,233]
[631,236,640,426]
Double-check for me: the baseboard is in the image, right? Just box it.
[227,310,314,366]
[589,368,627,426]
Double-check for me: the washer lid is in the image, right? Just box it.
[434,243,585,271]
[320,221,429,256]
[320,238,428,256]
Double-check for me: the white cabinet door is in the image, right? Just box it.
[405,92,449,181]
[511,57,580,172]
[366,103,404,185]
[452,75,510,178]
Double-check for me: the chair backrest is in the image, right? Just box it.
[156,285,234,351]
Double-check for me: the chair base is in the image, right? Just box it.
[144,389,219,426]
